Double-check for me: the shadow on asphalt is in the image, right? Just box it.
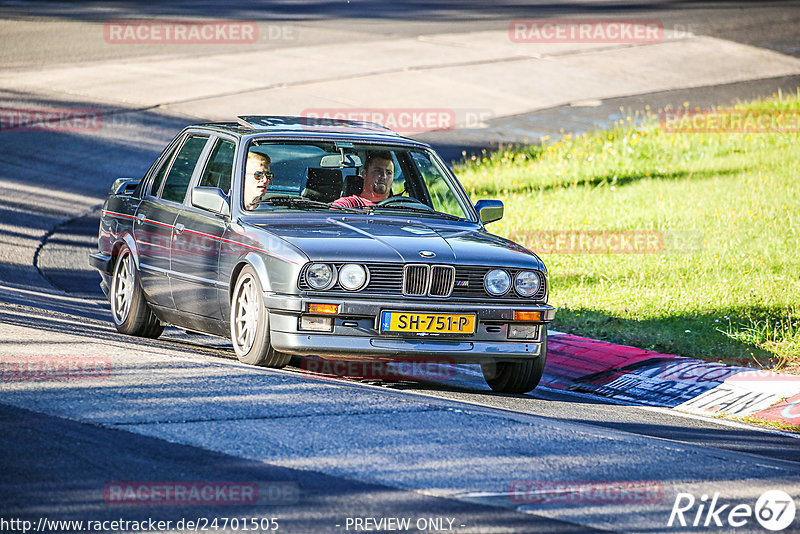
[1,404,579,533]
[548,417,800,464]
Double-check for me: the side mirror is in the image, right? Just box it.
[192,186,230,217]
[474,199,504,224]
[111,177,140,196]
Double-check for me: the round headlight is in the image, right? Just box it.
[305,263,335,290]
[484,269,511,296]
[514,271,541,297]
[338,264,367,291]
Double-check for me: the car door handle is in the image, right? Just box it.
[136,213,146,224]
[174,223,185,234]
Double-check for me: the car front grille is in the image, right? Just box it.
[403,265,429,296]
[428,265,455,297]
[402,264,455,297]
[299,263,546,301]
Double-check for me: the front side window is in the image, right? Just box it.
[160,135,209,203]
[409,151,466,217]
[148,142,180,197]
[199,139,236,195]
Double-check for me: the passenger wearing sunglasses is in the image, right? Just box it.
[244,151,273,209]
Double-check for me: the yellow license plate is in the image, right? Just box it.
[380,311,476,334]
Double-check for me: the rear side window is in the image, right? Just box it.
[199,139,236,195]
[160,135,209,203]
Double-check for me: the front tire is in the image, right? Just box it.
[481,331,547,394]
[230,266,290,367]
[110,245,163,338]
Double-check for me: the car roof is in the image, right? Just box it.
[192,115,430,148]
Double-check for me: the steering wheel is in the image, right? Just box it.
[377,196,434,210]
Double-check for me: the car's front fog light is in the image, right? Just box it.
[338,264,367,291]
[306,263,335,290]
[300,315,333,332]
[508,324,539,339]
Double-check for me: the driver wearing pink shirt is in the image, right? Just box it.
[332,151,394,208]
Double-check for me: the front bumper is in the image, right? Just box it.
[89,252,112,297]
[265,293,554,362]
[271,332,545,362]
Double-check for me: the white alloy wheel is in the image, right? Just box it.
[233,272,260,354]
[112,251,135,324]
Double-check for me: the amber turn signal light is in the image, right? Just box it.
[308,303,340,315]
[513,311,541,322]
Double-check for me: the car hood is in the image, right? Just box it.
[249,216,545,271]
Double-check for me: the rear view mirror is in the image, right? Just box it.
[192,186,230,217]
[320,153,362,168]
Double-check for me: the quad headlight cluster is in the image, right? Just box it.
[305,263,540,298]
[305,263,368,291]
[484,269,541,298]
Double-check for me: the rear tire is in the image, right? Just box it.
[481,331,547,394]
[110,245,164,338]
[230,266,290,367]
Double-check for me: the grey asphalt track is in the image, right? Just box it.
[2,2,800,532]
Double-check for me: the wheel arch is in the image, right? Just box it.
[110,233,140,271]
[229,252,273,303]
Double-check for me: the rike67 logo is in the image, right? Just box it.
[669,490,796,531]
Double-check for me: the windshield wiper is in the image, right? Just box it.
[252,196,370,213]
[373,204,464,221]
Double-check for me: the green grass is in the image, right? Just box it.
[454,90,800,373]
[738,415,799,434]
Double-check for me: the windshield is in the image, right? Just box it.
[241,141,473,220]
